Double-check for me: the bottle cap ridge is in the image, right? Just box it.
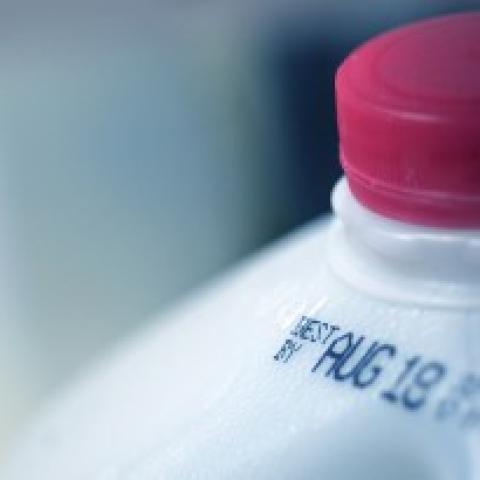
[336,12,480,228]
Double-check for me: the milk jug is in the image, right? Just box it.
[3,12,480,480]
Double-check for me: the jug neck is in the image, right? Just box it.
[328,178,480,308]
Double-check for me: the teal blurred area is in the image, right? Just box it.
[0,0,477,454]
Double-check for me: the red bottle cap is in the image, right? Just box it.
[336,12,480,228]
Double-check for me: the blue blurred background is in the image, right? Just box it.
[0,0,477,455]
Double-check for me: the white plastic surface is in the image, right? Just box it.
[3,180,480,479]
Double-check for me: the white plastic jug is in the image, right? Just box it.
[3,12,480,480]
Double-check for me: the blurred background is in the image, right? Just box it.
[0,0,478,457]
